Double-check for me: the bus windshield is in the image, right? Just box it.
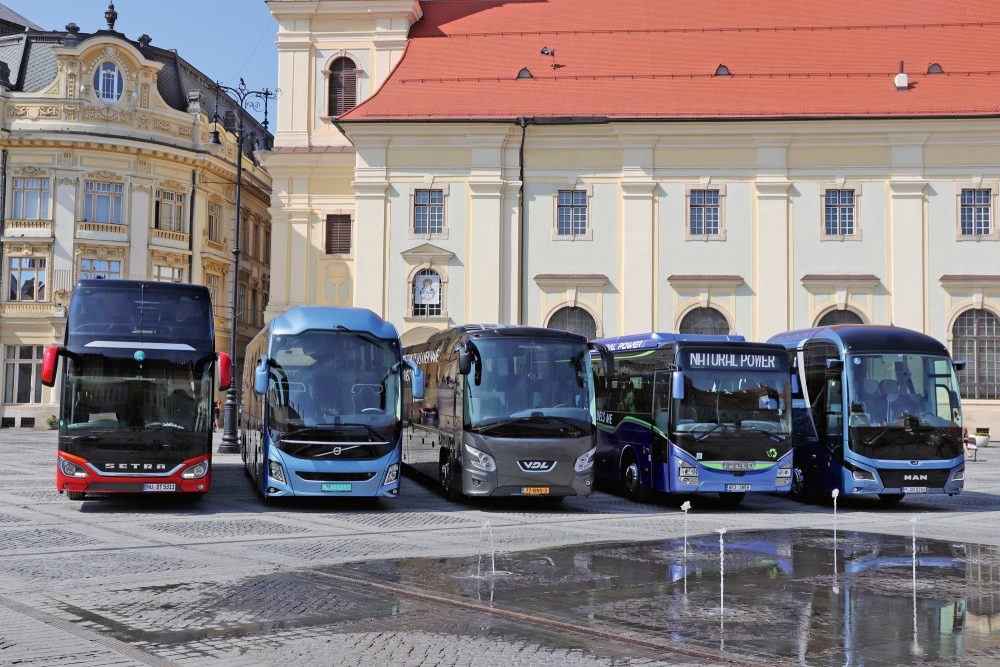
[672,370,791,438]
[846,353,963,460]
[465,337,594,438]
[267,330,401,438]
[63,354,213,432]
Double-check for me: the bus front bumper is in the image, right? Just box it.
[56,452,211,495]
[263,450,402,498]
[841,459,965,496]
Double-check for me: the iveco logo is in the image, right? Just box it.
[102,463,168,471]
[721,462,756,471]
[903,474,928,482]
[518,460,555,472]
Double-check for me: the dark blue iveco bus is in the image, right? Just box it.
[592,333,794,505]
[769,325,966,503]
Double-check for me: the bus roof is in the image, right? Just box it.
[767,325,951,356]
[427,324,588,345]
[593,332,745,351]
[269,306,400,340]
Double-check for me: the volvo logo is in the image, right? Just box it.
[518,460,555,473]
[102,463,168,471]
[333,447,342,456]
[903,474,928,482]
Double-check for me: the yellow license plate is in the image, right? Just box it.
[521,486,550,495]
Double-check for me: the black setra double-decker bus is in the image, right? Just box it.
[42,280,230,500]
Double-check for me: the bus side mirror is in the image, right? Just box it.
[954,360,967,372]
[588,342,614,380]
[672,371,685,400]
[218,352,232,391]
[41,346,61,387]
[254,356,270,395]
[791,373,800,395]
[825,358,844,373]
[458,348,472,375]
[406,359,425,401]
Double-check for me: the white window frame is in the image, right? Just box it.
[6,256,48,302]
[11,177,51,221]
[155,189,186,232]
[79,258,123,281]
[409,185,450,240]
[152,265,184,283]
[820,183,862,240]
[3,345,45,405]
[685,185,727,241]
[83,180,124,225]
[208,203,222,242]
[94,62,124,104]
[553,186,594,241]
[956,183,998,241]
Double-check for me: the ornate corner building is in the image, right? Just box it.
[266,0,999,432]
[0,4,272,428]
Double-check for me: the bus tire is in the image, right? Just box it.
[718,492,746,507]
[439,453,458,501]
[621,453,645,502]
[790,468,815,503]
[878,493,905,504]
[66,491,85,501]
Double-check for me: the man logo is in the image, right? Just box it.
[903,474,928,482]
[518,460,555,472]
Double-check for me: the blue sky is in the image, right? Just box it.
[7,0,278,121]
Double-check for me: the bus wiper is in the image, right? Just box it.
[864,425,893,447]
[471,418,518,433]
[739,424,787,441]
[144,422,185,431]
[334,324,381,345]
[694,423,728,441]
[315,422,385,441]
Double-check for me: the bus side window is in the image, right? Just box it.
[804,341,840,444]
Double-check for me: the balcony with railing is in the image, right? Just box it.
[150,227,190,250]
[3,219,53,238]
[76,220,128,240]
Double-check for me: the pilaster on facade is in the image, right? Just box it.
[352,180,391,315]
[753,180,792,339]
[888,180,928,330]
[619,180,657,334]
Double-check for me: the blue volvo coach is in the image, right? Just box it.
[768,325,965,503]
[592,333,794,505]
[241,306,423,498]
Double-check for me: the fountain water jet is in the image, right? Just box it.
[911,517,921,657]
[832,488,840,592]
[717,527,727,652]
[477,521,496,579]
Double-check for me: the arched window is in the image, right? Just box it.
[328,57,357,117]
[817,309,864,327]
[412,268,441,317]
[547,306,597,339]
[678,307,730,336]
[94,62,123,103]
[952,308,1000,399]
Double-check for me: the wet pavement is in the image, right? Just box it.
[3,429,1000,665]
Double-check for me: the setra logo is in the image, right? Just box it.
[102,463,168,471]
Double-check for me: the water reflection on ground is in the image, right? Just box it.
[331,529,1000,666]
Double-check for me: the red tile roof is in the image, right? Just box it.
[340,0,1000,122]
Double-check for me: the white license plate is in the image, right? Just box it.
[902,486,927,494]
[143,483,176,492]
[726,484,752,492]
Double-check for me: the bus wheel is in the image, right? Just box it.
[621,455,645,502]
[790,468,813,502]
[66,491,85,501]
[718,492,746,507]
[439,455,457,501]
[878,493,905,504]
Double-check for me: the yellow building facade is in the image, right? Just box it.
[0,18,271,427]
[264,0,999,433]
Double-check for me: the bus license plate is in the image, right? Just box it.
[726,484,752,492]
[143,483,176,492]
[522,487,550,495]
[903,486,928,494]
[322,483,352,492]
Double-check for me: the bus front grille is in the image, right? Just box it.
[295,471,378,482]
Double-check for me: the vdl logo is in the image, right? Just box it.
[518,460,555,472]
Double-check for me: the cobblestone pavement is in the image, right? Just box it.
[1,430,997,665]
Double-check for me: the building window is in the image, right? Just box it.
[152,265,184,283]
[264,228,271,263]
[206,274,221,312]
[678,307,730,335]
[328,57,358,117]
[7,257,46,302]
[952,308,999,400]
[325,214,352,254]
[413,189,444,235]
[689,189,721,236]
[3,345,44,405]
[252,223,260,260]
[824,189,856,236]
[208,203,222,242]
[816,309,864,327]
[11,178,51,220]
[555,190,588,236]
[547,306,597,339]
[238,283,247,324]
[83,181,124,225]
[155,189,186,232]
[411,268,442,317]
[94,62,123,103]
[960,189,992,236]
[80,258,122,280]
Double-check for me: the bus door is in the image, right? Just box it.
[803,341,845,491]
[651,370,673,490]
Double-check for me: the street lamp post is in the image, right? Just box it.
[209,79,273,454]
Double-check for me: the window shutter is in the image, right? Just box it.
[325,214,352,254]
[329,58,358,117]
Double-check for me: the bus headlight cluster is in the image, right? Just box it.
[180,461,209,479]
[384,463,400,485]
[678,464,698,485]
[777,463,792,483]
[953,468,965,482]
[464,444,496,472]
[59,458,87,478]
[574,447,596,472]
[268,460,286,484]
[851,468,876,481]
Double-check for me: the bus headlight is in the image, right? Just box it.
[384,463,400,485]
[678,464,698,485]
[268,460,286,484]
[180,461,209,479]
[574,447,596,472]
[953,467,965,482]
[777,464,792,482]
[464,444,496,472]
[59,458,87,478]
[851,468,875,481]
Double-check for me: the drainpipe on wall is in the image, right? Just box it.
[0,148,7,284]
[516,117,528,324]
[188,169,196,281]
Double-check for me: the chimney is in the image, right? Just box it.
[894,60,908,91]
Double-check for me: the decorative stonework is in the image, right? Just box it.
[14,166,45,176]
[159,179,186,192]
[87,169,118,181]
[8,106,27,117]
[67,72,77,99]
[56,177,77,186]
[63,104,80,121]
[150,249,188,268]
[137,113,149,129]
[130,183,152,193]
[83,106,132,124]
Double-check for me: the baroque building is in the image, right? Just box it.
[0,4,272,428]
[264,0,1000,432]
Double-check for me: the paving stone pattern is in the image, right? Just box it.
[1,429,998,665]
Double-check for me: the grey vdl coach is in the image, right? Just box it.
[403,325,613,500]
